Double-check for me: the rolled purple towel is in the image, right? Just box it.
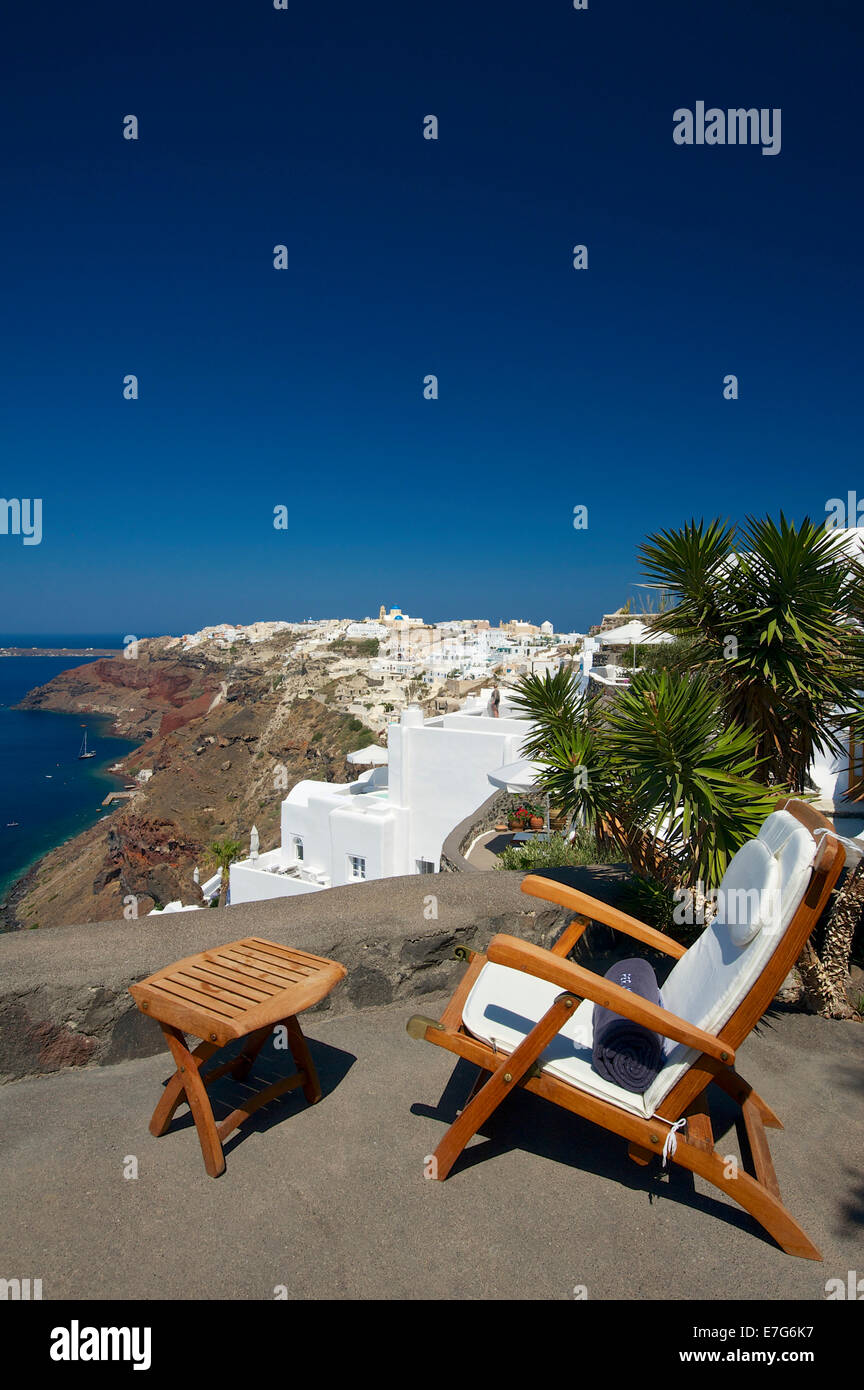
[591,957,664,1094]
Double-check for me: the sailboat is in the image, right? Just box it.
[78,729,96,759]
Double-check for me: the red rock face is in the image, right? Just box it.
[19,649,222,747]
[9,637,380,931]
[90,657,210,708]
[159,691,217,735]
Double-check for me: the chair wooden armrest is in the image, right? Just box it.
[521,874,686,959]
[487,934,733,1064]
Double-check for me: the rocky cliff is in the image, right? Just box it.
[5,636,378,930]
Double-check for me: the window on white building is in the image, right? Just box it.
[293,836,304,861]
[416,859,436,874]
[348,855,367,881]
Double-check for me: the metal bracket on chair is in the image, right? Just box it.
[453,945,475,963]
[406,1015,445,1040]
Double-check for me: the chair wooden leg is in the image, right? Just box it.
[432,993,578,1181]
[282,1015,321,1104]
[457,1066,488,1116]
[671,1131,821,1261]
[741,1097,781,1199]
[160,1025,226,1178]
[627,1142,653,1166]
[684,1093,714,1152]
[631,1096,711,1167]
[709,1067,783,1128]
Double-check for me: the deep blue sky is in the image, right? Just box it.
[1,0,861,636]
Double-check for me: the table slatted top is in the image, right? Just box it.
[129,938,346,1044]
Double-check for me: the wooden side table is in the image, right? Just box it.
[129,936,346,1177]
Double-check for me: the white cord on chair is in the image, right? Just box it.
[662,1118,687,1168]
[811,825,864,869]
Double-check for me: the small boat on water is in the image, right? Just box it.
[78,730,96,759]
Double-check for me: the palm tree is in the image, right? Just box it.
[511,666,777,889]
[638,514,864,790]
[603,671,778,885]
[209,838,242,907]
[637,513,864,1016]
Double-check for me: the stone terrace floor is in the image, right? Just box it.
[1,994,861,1301]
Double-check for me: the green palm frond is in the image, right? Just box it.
[603,672,779,883]
[639,513,864,789]
[510,666,595,759]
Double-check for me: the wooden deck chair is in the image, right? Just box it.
[408,800,845,1259]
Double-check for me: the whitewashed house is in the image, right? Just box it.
[226,696,527,904]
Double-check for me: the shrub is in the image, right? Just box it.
[496,830,619,871]
[332,637,379,657]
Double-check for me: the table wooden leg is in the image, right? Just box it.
[283,1015,322,1104]
[160,1025,226,1178]
[131,937,346,1177]
[149,1035,218,1139]
[230,1025,274,1081]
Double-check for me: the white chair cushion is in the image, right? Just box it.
[462,816,818,1121]
[643,820,815,1113]
[757,811,819,917]
[462,960,653,1116]
[715,839,780,947]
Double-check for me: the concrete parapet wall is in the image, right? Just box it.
[0,871,591,1082]
[440,790,514,872]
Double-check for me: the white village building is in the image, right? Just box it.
[224,692,527,904]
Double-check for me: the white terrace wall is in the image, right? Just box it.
[230,863,325,902]
[390,708,524,872]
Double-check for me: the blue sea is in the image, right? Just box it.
[0,637,142,903]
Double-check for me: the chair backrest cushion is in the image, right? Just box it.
[756,809,821,916]
[659,818,815,1045]
[719,839,781,946]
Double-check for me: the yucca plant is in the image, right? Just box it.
[639,514,864,790]
[511,666,589,752]
[512,666,777,890]
[510,669,620,854]
[633,512,864,1016]
[603,672,779,884]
